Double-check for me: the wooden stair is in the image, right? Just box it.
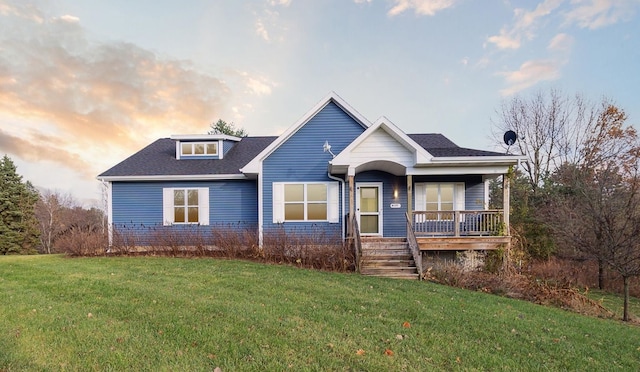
[360,238,419,280]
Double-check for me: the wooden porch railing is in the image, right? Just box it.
[405,212,422,280]
[412,210,505,237]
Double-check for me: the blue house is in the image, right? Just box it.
[98,92,523,278]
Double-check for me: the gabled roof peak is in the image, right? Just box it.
[240,91,371,174]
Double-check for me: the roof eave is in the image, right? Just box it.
[97,174,248,182]
[416,155,525,167]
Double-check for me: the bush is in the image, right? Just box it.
[102,223,355,272]
[58,227,108,256]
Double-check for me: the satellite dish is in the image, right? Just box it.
[503,130,518,146]
[323,140,335,158]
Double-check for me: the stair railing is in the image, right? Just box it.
[405,212,422,280]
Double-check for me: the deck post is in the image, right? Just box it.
[502,175,510,236]
[348,174,355,237]
[406,175,413,227]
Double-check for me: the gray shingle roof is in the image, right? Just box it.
[99,133,508,178]
[98,136,277,177]
[408,134,507,157]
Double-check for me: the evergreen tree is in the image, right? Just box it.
[0,155,39,254]
[208,119,248,137]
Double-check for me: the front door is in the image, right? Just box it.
[356,183,383,236]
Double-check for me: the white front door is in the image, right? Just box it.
[356,183,383,236]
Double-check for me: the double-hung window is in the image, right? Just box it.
[273,182,339,223]
[162,187,209,225]
[415,183,464,221]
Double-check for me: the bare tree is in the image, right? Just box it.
[545,105,640,321]
[492,89,600,193]
[35,190,76,254]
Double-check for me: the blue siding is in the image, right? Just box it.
[356,171,407,237]
[465,179,485,210]
[111,180,258,245]
[222,140,236,156]
[262,101,366,235]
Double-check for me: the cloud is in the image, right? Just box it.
[254,4,288,43]
[487,0,563,49]
[269,0,291,5]
[0,0,231,181]
[255,19,270,41]
[388,0,456,16]
[498,59,563,95]
[0,127,94,179]
[547,32,574,52]
[564,0,637,29]
[59,14,79,23]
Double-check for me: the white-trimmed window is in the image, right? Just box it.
[272,182,339,223]
[180,142,218,156]
[162,187,209,225]
[415,183,464,221]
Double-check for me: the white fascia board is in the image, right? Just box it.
[407,165,513,175]
[171,134,241,141]
[331,116,432,166]
[96,174,248,182]
[241,91,372,174]
[422,155,526,166]
[374,117,433,163]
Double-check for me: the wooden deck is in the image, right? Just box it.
[417,236,511,251]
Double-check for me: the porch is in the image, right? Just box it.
[411,210,510,251]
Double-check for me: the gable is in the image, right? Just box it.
[240,92,370,174]
[351,127,414,166]
[263,101,367,181]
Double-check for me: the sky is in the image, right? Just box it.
[1,0,639,207]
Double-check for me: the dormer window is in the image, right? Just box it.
[181,142,218,156]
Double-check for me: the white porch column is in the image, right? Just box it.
[406,175,413,219]
[348,174,355,236]
[502,175,510,236]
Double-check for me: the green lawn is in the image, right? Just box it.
[1,255,639,371]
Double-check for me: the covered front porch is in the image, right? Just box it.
[326,117,523,276]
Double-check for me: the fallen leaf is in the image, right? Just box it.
[456,356,461,363]
[396,334,404,340]
[356,349,366,356]
[402,321,411,328]
[87,313,93,318]
[384,349,394,356]
[214,367,222,372]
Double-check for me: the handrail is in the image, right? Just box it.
[412,210,505,237]
[350,213,362,273]
[405,212,422,280]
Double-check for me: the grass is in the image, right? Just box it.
[587,289,640,321]
[1,255,639,371]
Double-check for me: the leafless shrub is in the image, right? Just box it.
[425,255,615,318]
[262,225,354,271]
[97,223,354,272]
[59,227,108,256]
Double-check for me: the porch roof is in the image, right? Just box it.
[329,118,524,176]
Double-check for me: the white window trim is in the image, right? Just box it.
[162,187,210,226]
[272,182,339,223]
[414,182,465,221]
[176,141,221,159]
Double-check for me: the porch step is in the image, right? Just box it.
[359,238,419,280]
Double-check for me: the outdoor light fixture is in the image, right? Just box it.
[394,189,398,199]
